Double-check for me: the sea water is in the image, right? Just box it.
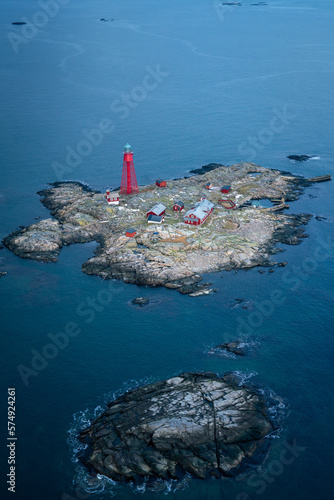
[1,1,334,499]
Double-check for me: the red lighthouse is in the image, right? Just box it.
[120,143,138,195]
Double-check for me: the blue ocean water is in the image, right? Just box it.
[1,1,334,499]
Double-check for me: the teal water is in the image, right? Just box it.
[1,1,334,499]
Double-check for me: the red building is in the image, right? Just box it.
[205,182,213,190]
[184,199,214,226]
[126,229,136,237]
[173,200,184,211]
[221,185,231,194]
[156,179,166,187]
[146,203,166,218]
[106,190,119,205]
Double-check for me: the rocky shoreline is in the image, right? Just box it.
[3,162,329,295]
[78,372,274,482]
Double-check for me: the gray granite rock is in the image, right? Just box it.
[78,372,273,482]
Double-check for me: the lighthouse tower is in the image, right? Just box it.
[120,143,138,195]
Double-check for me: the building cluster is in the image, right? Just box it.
[145,197,215,226]
[108,145,235,236]
[106,185,235,236]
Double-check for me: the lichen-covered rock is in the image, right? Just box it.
[78,372,274,482]
[3,219,62,262]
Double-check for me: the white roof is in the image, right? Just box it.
[194,199,214,211]
[184,199,214,220]
[148,203,166,214]
[184,207,206,220]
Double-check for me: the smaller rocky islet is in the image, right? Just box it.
[287,154,315,162]
[210,341,248,356]
[78,372,275,483]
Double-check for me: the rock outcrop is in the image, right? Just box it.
[78,372,274,482]
[131,297,150,307]
[3,163,328,294]
[287,155,313,162]
[211,341,247,356]
[2,219,62,262]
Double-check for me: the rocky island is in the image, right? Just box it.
[3,162,329,295]
[78,372,274,482]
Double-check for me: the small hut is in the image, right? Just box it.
[126,229,136,237]
[156,179,166,187]
[221,185,231,194]
[146,203,166,218]
[106,190,119,205]
[173,200,185,212]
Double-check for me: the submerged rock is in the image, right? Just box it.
[287,155,313,162]
[131,297,150,307]
[212,341,247,356]
[179,282,213,296]
[78,372,273,482]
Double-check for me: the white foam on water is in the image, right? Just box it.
[132,482,146,494]
[238,339,260,350]
[231,370,259,386]
[72,463,117,496]
[206,345,237,359]
[258,386,290,432]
